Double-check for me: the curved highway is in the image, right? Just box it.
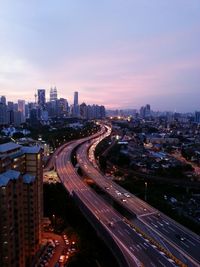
[76,125,200,267]
[55,130,179,267]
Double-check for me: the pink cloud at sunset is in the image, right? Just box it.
[0,1,200,111]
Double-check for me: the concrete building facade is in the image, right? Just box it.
[0,142,43,267]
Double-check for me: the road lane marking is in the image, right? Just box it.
[158,260,167,266]
[117,230,124,237]
[186,239,195,246]
[162,220,169,225]
[124,229,131,235]
[139,243,147,250]
[181,241,189,248]
[151,223,158,228]
[162,228,170,234]
[143,242,149,248]
[168,226,175,232]
[157,222,164,227]
[149,262,157,267]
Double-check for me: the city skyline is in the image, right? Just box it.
[1,90,200,114]
[0,1,200,111]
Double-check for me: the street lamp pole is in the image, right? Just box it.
[144,182,147,201]
[52,214,55,229]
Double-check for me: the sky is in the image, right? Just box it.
[0,0,200,112]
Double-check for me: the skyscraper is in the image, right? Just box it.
[80,102,87,119]
[0,103,7,125]
[30,108,39,126]
[79,103,106,119]
[73,91,79,117]
[56,98,68,117]
[37,89,46,108]
[195,111,200,124]
[74,91,78,106]
[145,104,151,117]
[0,96,6,105]
[7,101,14,111]
[50,87,58,102]
[18,99,26,122]
[140,104,151,118]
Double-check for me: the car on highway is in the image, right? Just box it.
[175,234,186,241]
[108,221,114,227]
[59,255,66,263]
[54,240,59,246]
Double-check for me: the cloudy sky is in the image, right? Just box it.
[0,0,200,111]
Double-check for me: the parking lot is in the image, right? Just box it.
[43,171,60,184]
[35,232,77,267]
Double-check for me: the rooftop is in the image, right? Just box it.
[0,170,21,186]
[0,142,21,153]
[21,145,41,154]
[23,174,36,184]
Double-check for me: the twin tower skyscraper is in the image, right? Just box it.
[37,88,79,117]
[37,87,58,107]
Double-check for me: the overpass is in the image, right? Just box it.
[75,124,200,267]
[55,130,180,267]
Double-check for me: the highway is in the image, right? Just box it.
[75,125,200,267]
[55,132,181,267]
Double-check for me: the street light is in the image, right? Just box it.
[144,182,148,201]
[52,214,55,229]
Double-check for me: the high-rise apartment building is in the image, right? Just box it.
[0,142,43,267]
[37,89,46,108]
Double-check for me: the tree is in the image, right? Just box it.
[12,132,24,139]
